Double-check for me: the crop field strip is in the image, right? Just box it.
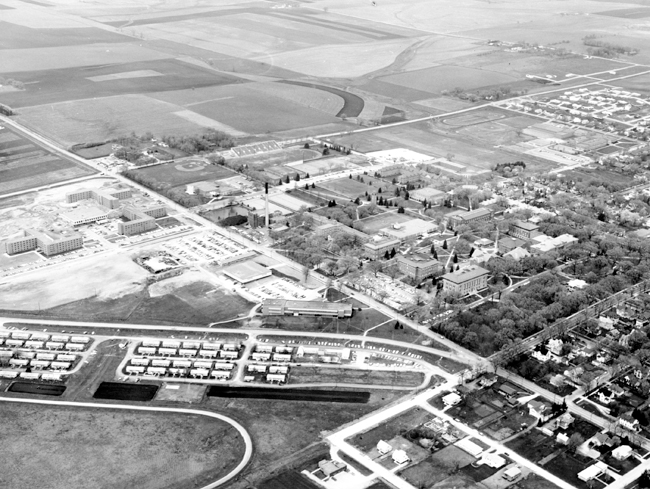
[0,150,42,163]
[278,80,364,118]
[0,22,133,49]
[0,58,246,108]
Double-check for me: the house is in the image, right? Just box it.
[478,453,506,468]
[578,463,605,482]
[558,412,575,430]
[557,433,569,445]
[547,338,564,355]
[609,384,625,397]
[620,414,641,432]
[612,445,633,461]
[532,349,553,363]
[498,384,519,398]
[528,400,551,421]
[598,388,613,405]
[504,247,530,261]
[318,459,347,478]
[392,450,410,465]
[502,467,522,482]
[549,374,566,388]
[592,432,614,447]
[443,392,462,406]
[480,374,498,388]
[377,440,393,455]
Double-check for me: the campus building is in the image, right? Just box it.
[61,206,110,226]
[396,253,441,281]
[66,186,132,209]
[442,265,489,296]
[117,205,167,236]
[380,218,436,242]
[3,229,83,257]
[409,187,447,205]
[447,208,492,230]
[363,236,401,260]
[262,299,353,318]
[509,220,540,240]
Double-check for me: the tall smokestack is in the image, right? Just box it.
[265,182,270,228]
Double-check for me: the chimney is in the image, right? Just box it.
[265,182,270,228]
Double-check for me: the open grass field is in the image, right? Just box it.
[349,407,432,452]
[0,22,133,49]
[0,127,95,195]
[128,158,238,189]
[0,402,246,489]
[355,212,413,234]
[318,177,372,199]
[0,252,148,310]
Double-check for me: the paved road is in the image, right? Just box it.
[0,396,253,489]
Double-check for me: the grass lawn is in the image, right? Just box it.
[544,452,595,489]
[366,321,450,351]
[289,366,425,388]
[518,473,562,489]
[336,450,373,476]
[349,407,432,452]
[354,211,413,234]
[505,429,558,463]
[0,402,245,489]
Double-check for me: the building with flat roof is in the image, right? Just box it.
[410,187,447,204]
[223,260,272,283]
[442,266,489,296]
[3,229,82,257]
[363,236,400,260]
[66,186,132,209]
[262,299,353,318]
[397,253,441,281]
[509,220,540,240]
[380,218,436,242]
[61,205,110,226]
[117,204,166,236]
[448,208,492,230]
[315,221,370,244]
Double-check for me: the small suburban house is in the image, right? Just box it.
[528,400,551,422]
[377,440,393,455]
[619,414,641,432]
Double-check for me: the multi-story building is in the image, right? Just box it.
[363,236,400,260]
[410,187,447,205]
[262,299,352,318]
[117,205,166,236]
[447,208,492,230]
[442,266,489,296]
[3,230,83,256]
[66,186,132,209]
[509,220,540,240]
[397,253,441,281]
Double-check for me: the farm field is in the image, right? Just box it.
[0,58,242,107]
[14,95,223,148]
[0,126,95,196]
[0,402,246,489]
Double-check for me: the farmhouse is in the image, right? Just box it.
[442,266,489,296]
[262,299,353,318]
[397,253,441,281]
[443,392,462,406]
[392,450,410,465]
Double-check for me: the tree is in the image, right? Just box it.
[295,173,301,181]
[323,146,330,156]
[398,206,405,214]
[311,183,316,189]
[453,254,458,264]
[365,261,384,277]
[285,175,290,184]
[567,433,584,453]
[443,240,448,250]
[304,142,310,149]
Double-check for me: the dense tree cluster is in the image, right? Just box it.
[161,129,234,153]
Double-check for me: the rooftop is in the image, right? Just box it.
[61,205,109,223]
[512,220,539,231]
[223,260,271,283]
[442,265,489,283]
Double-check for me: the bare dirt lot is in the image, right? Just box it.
[0,401,246,489]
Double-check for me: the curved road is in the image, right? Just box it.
[0,396,253,489]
